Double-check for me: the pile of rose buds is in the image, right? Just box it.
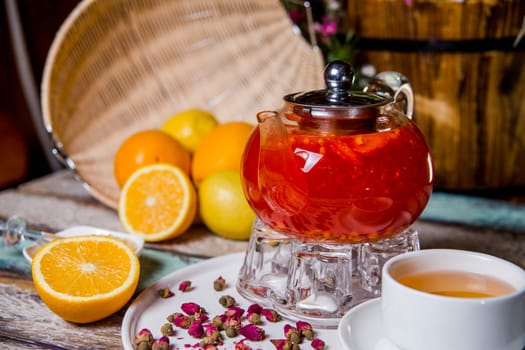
[134,279,326,350]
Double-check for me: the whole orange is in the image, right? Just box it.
[114,129,190,188]
[191,121,254,185]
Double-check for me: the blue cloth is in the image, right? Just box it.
[421,192,525,232]
[0,245,201,292]
[1,192,524,282]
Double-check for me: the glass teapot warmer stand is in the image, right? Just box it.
[236,218,420,329]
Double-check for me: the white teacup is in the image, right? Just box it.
[381,249,525,350]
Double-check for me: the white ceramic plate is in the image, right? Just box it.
[121,253,344,349]
[338,298,400,350]
[22,226,144,262]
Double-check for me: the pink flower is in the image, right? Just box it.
[204,324,220,337]
[178,280,192,292]
[261,308,282,322]
[315,17,337,37]
[172,313,191,329]
[181,302,205,316]
[151,336,170,350]
[188,321,204,338]
[134,328,153,346]
[311,338,326,350]
[239,324,266,341]
[247,303,263,314]
[212,314,226,328]
[296,320,315,340]
[247,312,261,325]
[224,315,242,329]
[193,312,209,323]
[269,339,289,350]
[234,340,253,350]
[225,306,245,318]
[404,0,413,4]
[283,324,298,338]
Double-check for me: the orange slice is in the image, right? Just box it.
[118,163,197,242]
[31,235,140,323]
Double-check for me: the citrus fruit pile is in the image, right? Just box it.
[114,109,256,242]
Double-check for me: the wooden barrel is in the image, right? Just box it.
[347,0,525,191]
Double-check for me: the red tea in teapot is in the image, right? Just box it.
[241,114,433,244]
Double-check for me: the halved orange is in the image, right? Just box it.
[31,235,140,324]
[118,163,197,242]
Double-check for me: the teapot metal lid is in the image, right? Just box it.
[284,61,392,115]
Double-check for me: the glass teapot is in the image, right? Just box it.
[241,61,433,245]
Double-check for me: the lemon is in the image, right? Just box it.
[198,170,256,240]
[161,109,218,154]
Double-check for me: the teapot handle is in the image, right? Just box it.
[365,71,414,119]
[393,83,414,119]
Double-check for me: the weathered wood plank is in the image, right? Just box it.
[0,273,123,349]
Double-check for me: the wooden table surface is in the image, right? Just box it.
[1,170,524,349]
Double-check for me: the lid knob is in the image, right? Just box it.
[324,60,354,93]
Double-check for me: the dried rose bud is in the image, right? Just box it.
[136,342,151,350]
[160,323,175,336]
[156,287,174,298]
[178,280,192,292]
[202,344,218,350]
[225,306,245,318]
[181,302,205,316]
[224,315,242,329]
[151,336,170,350]
[296,320,314,340]
[212,314,226,329]
[239,324,265,341]
[200,325,223,346]
[219,295,236,308]
[296,320,312,332]
[234,340,253,350]
[247,312,261,325]
[247,303,263,314]
[213,276,226,291]
[166,313,176,323]
[270,339,288,350]
[204,324,220,337]
[271,340,299,350]
[261,308,282,322]
[311,338,325,350]
[188,321,204,338]
[191,311,209,323]
[225,326,239,338]
[172,313,191,329]
[134,328,153,346]
[284,324,302,344]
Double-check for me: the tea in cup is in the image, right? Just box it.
[382,249,525,350]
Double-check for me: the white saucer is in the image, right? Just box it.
[22,226,144,262]
[338,298,400,350]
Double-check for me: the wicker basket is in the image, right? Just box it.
[41,0,325,209]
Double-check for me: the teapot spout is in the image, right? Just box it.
[257,111,307,214]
